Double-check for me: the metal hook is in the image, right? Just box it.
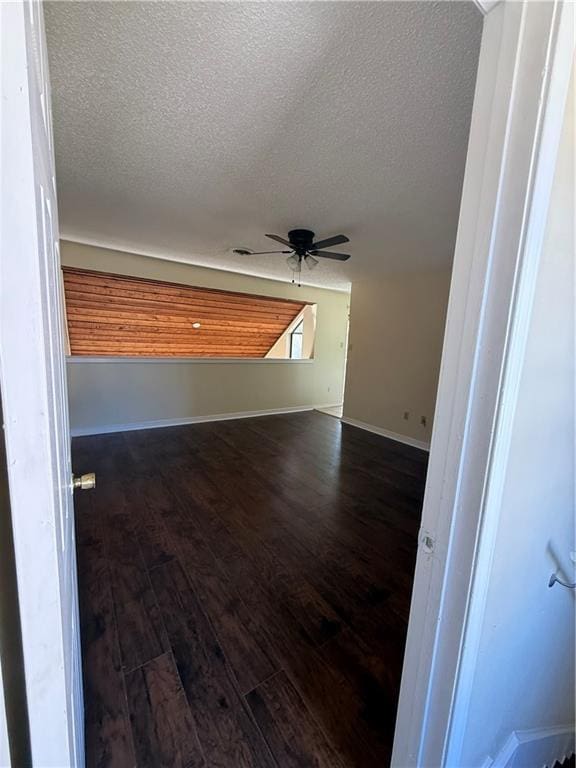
[548,574,576,589]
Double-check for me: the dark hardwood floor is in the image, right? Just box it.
[72,410,427,768]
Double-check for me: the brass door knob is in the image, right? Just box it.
[72,472,96,491]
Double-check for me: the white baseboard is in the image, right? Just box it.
[315,403,344,415]
[486,725,575,768]
[70,405,323,437]
[340,416,430,452]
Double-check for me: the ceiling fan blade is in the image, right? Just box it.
[249,250,292,255]
[311,250,351,261]
[265,233,293,247]
[233,249,292,255]
[310,234,349,251]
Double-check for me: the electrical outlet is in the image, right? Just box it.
[421,416,427,427]
[403,411,410,420]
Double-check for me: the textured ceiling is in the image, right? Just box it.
[44,1,482,291]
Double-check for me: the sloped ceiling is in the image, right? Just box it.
[62,267,307,357]
[45,2,482,290]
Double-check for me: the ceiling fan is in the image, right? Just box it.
[233,229,351,284]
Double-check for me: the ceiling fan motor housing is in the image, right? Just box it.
[288,229,315,254]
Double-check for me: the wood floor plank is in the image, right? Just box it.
[247,414,426,515]
[159,480,389,766]
[84,445,173,674]
[76,502,136,768]
[246,671,349,768]
[74,411,428,768]
[124,652,205,768]
[149,559,277,768]
[179,455,396,632]
[124,474,178,569]
[168,465,345,648]
[144,473,279,693]
[254,631,388,768]
[317,626,403,749]
[104,495,170,672]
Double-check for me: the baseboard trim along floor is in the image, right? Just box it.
[340,416,430,452]
[70,404,343,437]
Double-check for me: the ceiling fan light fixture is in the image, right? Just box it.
[234,231,350,279]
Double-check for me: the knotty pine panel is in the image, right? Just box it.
[63,267,307,358]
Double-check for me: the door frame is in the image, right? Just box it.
[0,1,84,764]
[1,0,573,765]
[392,1,574,765]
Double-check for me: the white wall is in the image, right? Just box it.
[61,241,349,434]
[342,270,450,444]
[458,67,575,767]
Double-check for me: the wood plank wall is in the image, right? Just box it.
[62,267,308,357]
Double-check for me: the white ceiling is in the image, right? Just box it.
[45,1,482,291]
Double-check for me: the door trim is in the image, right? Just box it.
[391,1,575,764]
[0,1,84,763]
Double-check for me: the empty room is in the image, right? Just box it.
[48,4,481,764]
[2,1,574,767]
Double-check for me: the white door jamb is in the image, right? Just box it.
[391,1,575,765]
